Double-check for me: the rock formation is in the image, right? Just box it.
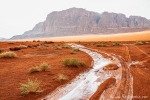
[10,7,150,39]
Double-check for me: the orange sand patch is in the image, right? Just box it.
[13,30,150,42]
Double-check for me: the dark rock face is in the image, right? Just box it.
[10,8,150,40]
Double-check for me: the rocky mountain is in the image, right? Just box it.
[11,7,150,39]
[0,37,6,41]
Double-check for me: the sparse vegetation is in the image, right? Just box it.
[54,73,69,82]
[40,62,50,71]
[53,45,62,50]
[0,51,17,58]
[29,66,39,73]
[70,50,76,54]
[96,42,106,47]
[135,41,146,45]
[0,48,4,53]
[8,41,15,44]
[62,58,84,67]
[20,79,43,96]
[72,47,79,51]
[62,44,70,48]
[112,42,120,46]
[19,44,28,49]
[69,47,79,54]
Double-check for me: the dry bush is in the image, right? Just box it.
[70,50,76,54]
[62,58,84,67]
[96,42,106,47]
[8,41,15,44]
[135,41,145,45]
[29,66,39,73]
[20,79,43,96]
[40,62,50,71]
[0,48,4,53]
[62,44,70,48]
[54,73,69,82]
[19,44,28,49]
[53,45,62,50]
[72,47,79,51]
[0,51,17,58]
[112,42,120,46]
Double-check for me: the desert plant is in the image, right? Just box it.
[112,42,120,46]
[0,51,17,58]
[29,66,39,73]
[70,50,76,54]
[20,79,43,96]
[135,41,145,45]
[8,41,15,44]
[53,45,62,50]
[96,42,106,47]
[19,44,28,49]
[54,73,69,82]
[40,62,50,71]
[62,44,70,48]
[62,58,84,67]
[72,47,79,52]
[0,48,4,53]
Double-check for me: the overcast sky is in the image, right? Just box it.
[0,0,150,38]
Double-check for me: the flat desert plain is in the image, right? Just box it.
[0,31,150,100]
[15,30,150,42]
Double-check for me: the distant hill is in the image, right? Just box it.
[10,7,150,40]
[0,37,6,41]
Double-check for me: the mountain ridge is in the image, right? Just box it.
[10,7,150,40]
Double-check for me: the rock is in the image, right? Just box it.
[103,64,119,70]
[10,8,150,40]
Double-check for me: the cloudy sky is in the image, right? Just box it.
[0,0,150,38]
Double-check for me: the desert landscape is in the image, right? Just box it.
[0,31,150,100]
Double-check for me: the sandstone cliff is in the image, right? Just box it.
[11,8,150,39]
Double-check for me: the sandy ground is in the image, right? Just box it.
[13,30,150,42]
[0,41,92,100]
[0,30,150,100]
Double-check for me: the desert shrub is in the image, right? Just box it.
[54,73,69,82]
[40,62,50,71]
[112,42,120,46]
[135,41,145,45]
[62,58,84,67]
[8,41,15,44]
[53,45,62,50]
[43,44,49,47]
[0,48,4,53]
[70,50,76,54]
[29,66,39,73]
[72,47,79,51]
[19,44,28,49]
[96,42,106,47]
[90,43,94,46]
[37,40,40,42]
[0,51,17,58]
[37,46,48,50]
[62,44,70,48]
[20,79,43,96]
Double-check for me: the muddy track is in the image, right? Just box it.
[42,44,135,100]
[134,45,149,57]
[86,47,133,100]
